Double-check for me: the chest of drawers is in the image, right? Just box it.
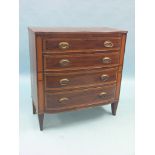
[28,27,127,130]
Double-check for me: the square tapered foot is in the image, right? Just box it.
[38,114,44,131]
[111,102,118,116]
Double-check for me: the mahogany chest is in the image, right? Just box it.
[28,27,127,130]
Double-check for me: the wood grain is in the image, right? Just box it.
[115,34,127,100]
[44,67,117,90]
[43,37,121,51]
[36,36,45,114]
[44,52,120,71]
[28,27,127,130]
[45,85,116,110]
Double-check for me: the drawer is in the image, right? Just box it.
[45,85,116,109]
[44,53,120,71]
[44,68,117,90]
[43,37,121,51]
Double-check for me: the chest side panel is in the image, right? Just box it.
[115,34,127,100]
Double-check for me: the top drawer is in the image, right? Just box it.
[43,37,121,51]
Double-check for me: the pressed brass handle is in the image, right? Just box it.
[59,42,69,50]
[101,74,109,81]
[59,59,70,67]
[102,57,112,64]
[59,97,69,103]
[59,78,70,85]
[99,92,107,98]
[104,40,113,48]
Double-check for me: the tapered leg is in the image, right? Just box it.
[111,102,118,116]
[38,114,44,131]
[32,102,36,114]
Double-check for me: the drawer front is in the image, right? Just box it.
[44,53,120,71]
[45,68,117,90]
[45,85,116,109]
[43,37,121,51]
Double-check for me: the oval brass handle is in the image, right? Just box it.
[59,97,69,103]
[104,40,113,48]
[102,57,112,64]
[59,42,69,50]
[99,92,107,98]
[59,78,70,85]
[101,74,109,81]
[59,59,70,67]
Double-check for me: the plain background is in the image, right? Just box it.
[1,0,155,155]
[20,0,134,78]
[19,0,134,155]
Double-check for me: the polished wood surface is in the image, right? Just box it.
[43,37,121,51]
[44,67,117,90]
[36,36,45,114]
[44,52,120,71]
[28,27,127,130]
[115,34,127,100]
[28,27,127,33]
[45,85,116,110]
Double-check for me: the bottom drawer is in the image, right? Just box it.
[45,84,116,110]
